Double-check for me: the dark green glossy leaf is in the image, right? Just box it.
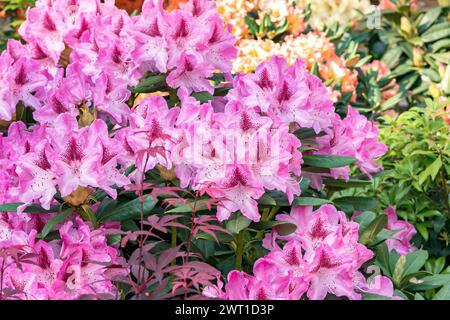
[333,196,377,212]
[98,196,157,222]
[359,214,388,245]
[0,202,60,213]
[38,208,74,239]
[302,154,356,168]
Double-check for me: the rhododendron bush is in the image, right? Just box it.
[0,0,446,301]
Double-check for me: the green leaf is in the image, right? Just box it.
[430,38,450,53]
[244,15,259,36]
[0,202,60,213]
[382,47,403,68]
[310,62,320,77]
[294,127,325,140]
[380,92,405,111]
[194,239,216,258]
[38,208,74,239]
[165,199,213,213]
[359,214,388,245]
[249,221,297,236]
[403,250,429,276]
[302,154,356,168]
[354,55,372,68]
[226,215,251,234]
[333,196,377,212]
[393,255,406,285]
[418,157,442,185]
[420,68,442,82]
[362,293,391,300]
[257,193,277,206]
[97,196,157,222]
[354,211,376,231]
[425,257,446,274]
[214,86,231,97]
[191,91,213,103]
[418,7,442,33]
[323,178,372,189]
[421,23,450,43]
[414,293,425,300]
[416,223,429,241]
[433,283,450,300]
[375,243,391,276]
[130,74,168,93]
[406,274,450,291]
[291,197,331,206]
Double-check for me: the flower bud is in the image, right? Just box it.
[63,186,91,207]
[58,45,72,68]
[400,16,412,35]
[428,83,442,98]
[345,55,360,68]
[157,164,177,182]
[78,106,97,127]
[412,47,425,67]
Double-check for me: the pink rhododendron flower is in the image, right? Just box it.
[385,206,417,256]
[166,54,214,94]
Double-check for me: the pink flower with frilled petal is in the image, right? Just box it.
[166,54,214,94]
[385,206,417,256]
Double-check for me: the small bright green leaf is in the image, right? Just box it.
[418,157,442,185]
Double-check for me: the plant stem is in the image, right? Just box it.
[235,229,245,271]
[440,166,450,219]
[0,259,4,300]
[256,206,279,239]
[171,225,177,266]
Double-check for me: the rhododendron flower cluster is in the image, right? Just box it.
[232,33,358,101]
[0,213,125,299]
[204,204,402,300]
[308,106,388,188]
[1,115,130,211]
[0,0,236,124]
